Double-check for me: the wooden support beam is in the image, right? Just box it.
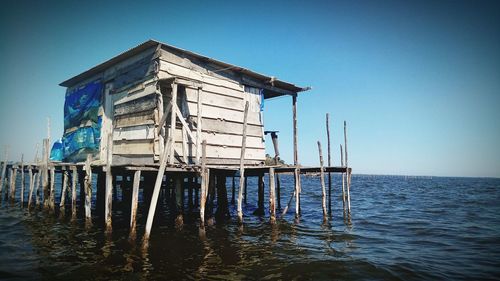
[168,82,178,164]
[175,176,184,226]
[199,140,208,227]
[60,170,68,210]
[318,141,327,221]
[84,154,92,223]
[294,168,301,217]
[254,175,264,215]
[344,121,351,215]
[231,176,235,205]
[20,154,25,204]
[281,189,296,217]
[340,144,346,213]
[196,87,203,164]
[8,168,15,201]
[292,95,298,166]
[237,101,249,223]
[276,174,281,210]
[35,170,41,206]
[326,113,332,215]
[105,134,113,230]
[269,167,276,223]
[49,167,55,211]
[144,136,172,240]
[42,139,49,208]
[0,148,8,196]
[71,166,77,219]
[28,167,34,208]
[130,170,141,238]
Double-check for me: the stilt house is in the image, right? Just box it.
[58,40,308,167]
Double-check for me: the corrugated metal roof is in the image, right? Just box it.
[60,39,309,95]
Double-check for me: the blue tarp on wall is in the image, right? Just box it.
[51,80,103,162]
[64,81,102,130]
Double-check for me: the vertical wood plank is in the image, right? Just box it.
[196,87,203,163]
[105,133,113,230]
[20,154,25,204]
[326,113,332,215]
[28,167,34,207]
[199,140,208,227]
[130,170,141,238]
[318,141,327,220]
[49,167,55,211]
[168,82,178,164]
[0,148,8,195]
[269,167,276,223]
[60,170,68,209]
[71,166,77,219]
[237,101,249,223]
[84,154,92,223]
[341,144,346,213]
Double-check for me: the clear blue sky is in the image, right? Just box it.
[1,0,499,177]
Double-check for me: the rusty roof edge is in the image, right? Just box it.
[59,39,309,93]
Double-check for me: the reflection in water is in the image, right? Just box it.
[0,175,500,280]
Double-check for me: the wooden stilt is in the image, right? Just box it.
[244,176,248,204]
[326,113,332,215]
[276,174,281,210]
[294,168,301,217]
[344,121,351,215]
[20,154,25,204]
[237,101,249,223]
[340,144,346,213]
[8,168,15,201]
[194,176,199,207]
[130,170,141,238]
[105,134,113,230]
[28,167,34,208]
[282,189,296,217]
[0,148,8,196]
[84,154,93,223]
[168,82,178,164]
[196,87,203,164]
[215,174,229,220]
[144,136,173,240]
[60,170,68,210]
[318,141,327,221]
[42,139,49,208]
[71,166,77,219]
[199,140,208,227]
[175,177,184,226]
[231,176,235,205]
[35,170,41,207]
[254,175,264,215]
[269,168,276,223]
[49,167,55,211]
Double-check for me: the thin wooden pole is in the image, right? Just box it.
[231,176,235,205]
[326,113,332,215]
[60,170,68,210]
[318,141,327,220]
[130,170,141,232]
[8,168,15,201]
[144,136,172,240]
[71,166,77,219]
[255,175,264,215]
[199,140,208,227]
[168,82,178,164]
[42,139,49,208]
[244,176,248,204]
[269,167,276,223]
[0,147,8,195]
[237,101,249,223]
[276,173,281,210]
[35,170,41,207]
[49,167,55,211]
[175,176,184,226]
[294,168,301,217]
[292,95,298,166]
[196,87,203,164]
[20,154,25,204]
[28,166,34,207]
[105,134,113,230]
[341,144,346,213]
[344,121,351,215]
[282,189,296,217]
[84,154,92,223]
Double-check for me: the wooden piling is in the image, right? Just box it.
[199,140,208,227]
[20,154,25,204]
[255,175,264,215]
[0,148,8,196]
[344,121,351,215]
[340,144,346,213]
[71,166,77,219]
[105,134,113,230]
[326,113,332,215]
[215,174,229,220]
[60,170,68,210]
[168,82,178,164]
[294,168,301,217]
[244,176,248,204]
[35,170,41,206]
[28,166,34,207]
[175,177,184,226]
[292,94,301,217]
[196,87,203,164]
[276,173,281,210]
[49,167,55,211]
[231,176,235,205]
[237,101,249,223]
[42,138,49,208]
[84,154,93,223]
[318,141,327,220]
[269,167,276,223]
[8,168,15,201]
[144,135,173,240]
[130,170,141,236]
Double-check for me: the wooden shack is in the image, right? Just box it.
[59,39,309,167]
